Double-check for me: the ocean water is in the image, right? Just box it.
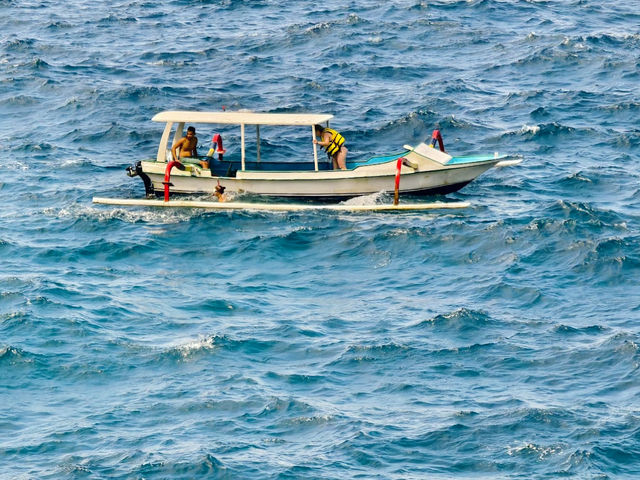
[1,0,639,478]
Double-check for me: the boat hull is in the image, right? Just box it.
[141,159,498,199]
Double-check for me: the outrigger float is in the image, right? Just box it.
[93,110,521,212]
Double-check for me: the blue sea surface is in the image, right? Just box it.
[1,1,640,478]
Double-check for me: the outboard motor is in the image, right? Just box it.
[126,163,139,177]
[126,161,155,198]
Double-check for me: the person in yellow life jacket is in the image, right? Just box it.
[313,124,348,170]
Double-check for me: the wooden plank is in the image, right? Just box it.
[92,197,470,212]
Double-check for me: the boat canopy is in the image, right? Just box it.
[153,110,335,171]
[152,111,333,126]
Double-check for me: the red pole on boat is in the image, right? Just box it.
[394,157,404,205]
[430,129,445,152]
[163,160,183,202]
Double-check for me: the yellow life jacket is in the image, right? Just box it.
[323,128,345,156]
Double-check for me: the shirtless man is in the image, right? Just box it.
[171,126,198,161]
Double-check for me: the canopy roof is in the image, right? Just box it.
[152,110,333,126]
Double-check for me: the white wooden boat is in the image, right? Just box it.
[125,110,521,200]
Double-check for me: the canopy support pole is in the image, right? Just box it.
[173,122,185,145]
[256,125,261,163]
[157,122,173,162]
[241,123,246,171]
[312,125,319,171]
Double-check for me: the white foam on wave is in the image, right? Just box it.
[507,442,563,460]
[143,227,167,235]
[59,157,85,167]
[304,22,331,34]
[43,202,195,225]
[146,60,185,67]
[520,125,540,135]
[171,335,217,359]
[340,191,387,206]
[0,158,30,171]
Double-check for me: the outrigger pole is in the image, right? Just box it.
[92,197,470,212]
